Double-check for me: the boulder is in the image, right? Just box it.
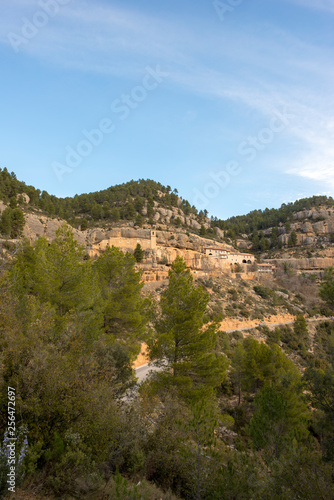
[313,221,325,233]
[301,222,313,233]
[177,234,188,247]
[45,219,62,240]
[23,214,45,240]
[72,229,86,246]
[17,193,30,204]
[157,207,168,217]
[191,220,201,230]
[92,230,106,243]
[278,234,289,245]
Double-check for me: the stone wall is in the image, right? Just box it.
[89,229,156,256]
[265,257,334,270]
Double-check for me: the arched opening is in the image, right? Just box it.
[242,259,247,264]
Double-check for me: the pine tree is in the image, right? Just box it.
[252,232,260,249]
[134,243,144,262]
[10,208,25,238]
[102,201,110,218]
[94,246,148,350]
[271,227,279,248]
[81,218,88,231]
[250,377,309,462]
[148,256,228,400]
[111,206,120,222]
[135,214,144,227]
[0,207,12,236]
[319,267,334,310]
[230,343,246,404]
[10,224,98,317]
[288,231,298,247]
[259,236,270,251]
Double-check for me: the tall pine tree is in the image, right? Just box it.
[148,256,228,400]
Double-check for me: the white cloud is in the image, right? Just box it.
[287,156,334,189]
[1,0,333,196]
[287,0,334,13]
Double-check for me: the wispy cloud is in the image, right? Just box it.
[1,0,333,195]
[287,152,334,190]
[287,0,334,14]
[0,1,193,74]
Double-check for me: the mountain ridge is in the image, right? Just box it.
[1,168,334,261]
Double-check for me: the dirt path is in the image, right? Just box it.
[219,313,296,332]
[132,343,149,368]
[132,315,332,368]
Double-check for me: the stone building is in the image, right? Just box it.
[203,246,255,265]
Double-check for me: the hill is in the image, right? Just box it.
[1,168,334,283]
[1,169,334,498]
[1,167,334,250]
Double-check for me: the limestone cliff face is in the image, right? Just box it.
[22,214,87,246]
[266,257,334,270]
[149,201,209,230]
[17,211,235,273]
[262,207,334,247]
[144,246,234,272]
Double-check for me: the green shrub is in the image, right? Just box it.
[280,325,299,350]
[228,288,238,301]
[314,321,334,361]
[253,285,271,299]
[266,327,281,345]
[230,330,243,341]
[103,470,178,499]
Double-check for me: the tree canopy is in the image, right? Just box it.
[147,256,228,401]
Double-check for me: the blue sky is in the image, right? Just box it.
[1,0,333,218]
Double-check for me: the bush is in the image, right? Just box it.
[239,306,251,318]
[0,207,25,238]
[134,243,144,263]
[228,288,238,301]
[313,320,334,361]
[266,327,281,345]
[100,471,178,500]
[253,285,271,299]
[280,325,299,351]
[230,330,243,341]
[81,218,88,231]
[45,431,98,496]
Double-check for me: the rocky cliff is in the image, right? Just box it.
[264,207,334,246]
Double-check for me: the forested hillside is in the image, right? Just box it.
[2,167,334,254]
[0,167,196,225]
[213,195,334,235]
[0,221,334,498]
[1,170,334,498]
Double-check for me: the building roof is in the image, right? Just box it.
[204,246,231,252]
